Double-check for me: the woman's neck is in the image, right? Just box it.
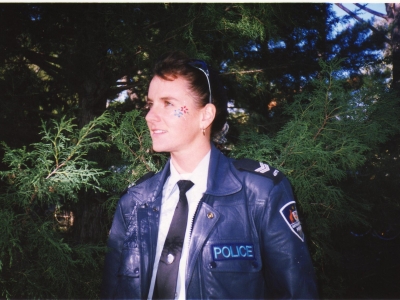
[170,144,211,174]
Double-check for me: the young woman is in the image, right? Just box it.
[101,51,318,299]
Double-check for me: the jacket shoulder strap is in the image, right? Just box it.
[135,171,156,185]
[233,158,286,230]
[232,158,285,185]
[120,171,156,196]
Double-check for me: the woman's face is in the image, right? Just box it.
[145,75,209,156]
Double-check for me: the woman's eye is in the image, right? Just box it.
[164,101,172,107]
[144,102,152,110]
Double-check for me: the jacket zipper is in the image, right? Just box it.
[188,197,205,245]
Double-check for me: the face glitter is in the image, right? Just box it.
[174,106,189,118]
[174,109,183,118]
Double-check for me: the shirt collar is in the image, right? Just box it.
[165,150,211,198]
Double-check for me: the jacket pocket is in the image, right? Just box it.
[117,247,141,278]
[203,240,262,273]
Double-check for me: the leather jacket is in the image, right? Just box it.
[101,144,318,299]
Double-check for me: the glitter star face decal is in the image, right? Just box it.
[174,110,183,117]
[174,106,189,118]
[180,106,189,114]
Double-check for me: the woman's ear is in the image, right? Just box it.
[201,103,216,130]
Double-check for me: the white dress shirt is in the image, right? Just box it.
[147,151,210,300]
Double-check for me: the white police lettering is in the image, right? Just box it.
[212,244,254,260]
[254,162,270,173]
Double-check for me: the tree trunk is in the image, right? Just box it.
[75,66,110,244]
[78,68,109,128]
[71,191,109,244]
[386,3,400,93]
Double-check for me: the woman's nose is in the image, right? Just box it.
[145,105,159,123]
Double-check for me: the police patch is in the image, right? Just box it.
[211,243,255,261]
[280,201,305,242]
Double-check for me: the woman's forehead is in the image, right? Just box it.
[148,76,194,100]
[150,74,188,86]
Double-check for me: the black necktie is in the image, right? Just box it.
[154,180,194,299]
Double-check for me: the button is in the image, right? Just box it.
[167,253,175,264]
[134,267,139,274]
[207,212,214,219]
[153,206,159,212]
[209,261,217,269]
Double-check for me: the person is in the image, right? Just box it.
[101,51,319,299]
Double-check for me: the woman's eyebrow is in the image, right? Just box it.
[146,96,180,103]
[160,96,178,101]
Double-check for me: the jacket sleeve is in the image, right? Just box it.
[259,178,319,299]
[101,200,128,299]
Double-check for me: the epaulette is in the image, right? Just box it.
[120,171,156,197]
[233,158,285,185]
[135,171,156,185]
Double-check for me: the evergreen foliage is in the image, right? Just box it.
[0,58,399,298]
[0,114,112,299]
[230,59,400,296]
[0,3,399,298]
[100,109,166,216]
[0,109,166,299]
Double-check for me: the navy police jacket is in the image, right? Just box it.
[101,144,319,299]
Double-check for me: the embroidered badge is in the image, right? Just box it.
[211,243,255,261]
[232,158,285,184]
[279,201,305,242]
[255,162,270,173]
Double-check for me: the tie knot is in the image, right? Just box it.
[177,180,194,194]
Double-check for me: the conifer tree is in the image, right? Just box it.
[229,59,400,297]
[100,109,166,215]
[0,114,112,298]
[0,109,164,298]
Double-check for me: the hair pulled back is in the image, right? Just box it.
[152,51,228,141]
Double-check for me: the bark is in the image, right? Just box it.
[71,191,109,244]
[386,3,400,93]
[78,81,108,128]
[74,67,110,243]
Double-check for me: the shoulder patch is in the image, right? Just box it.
[233,158,285,184]
[279,201,305,242]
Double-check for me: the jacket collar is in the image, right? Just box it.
[151,143,242,201]
[205,143,242,196]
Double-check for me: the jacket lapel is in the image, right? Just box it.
[185,144,242,287]
[185,200,220,286]
[134,160,172,296]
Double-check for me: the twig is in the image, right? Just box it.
[353,3,388,21]
[335,3,391,44]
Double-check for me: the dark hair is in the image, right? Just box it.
[152,51,228,140]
